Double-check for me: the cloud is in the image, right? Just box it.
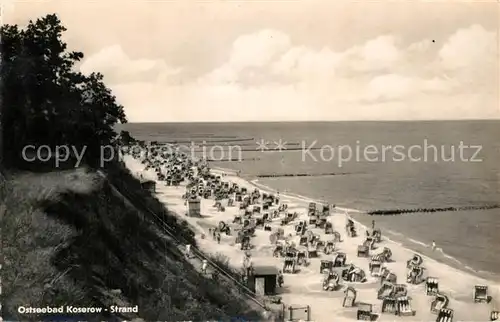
[347,35,401,72]
[80,25,498,122]
[437,24,497,89]
[439,24,496,71]
[80,45,182,84]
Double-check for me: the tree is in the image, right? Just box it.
[1,14,127,168]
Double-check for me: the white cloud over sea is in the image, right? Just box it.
[7,0,500,122]
[89,25,497,122]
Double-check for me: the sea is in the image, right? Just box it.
[119,121,500,281]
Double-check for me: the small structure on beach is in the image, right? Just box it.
[247,266,279,296]
[187,197,201,217]
[140,179,156,193]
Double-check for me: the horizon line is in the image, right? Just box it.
[122,118,500,124]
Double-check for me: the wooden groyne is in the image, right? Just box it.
[367,204,500,215]
[257,172,358,178]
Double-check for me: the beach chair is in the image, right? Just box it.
[323,272,340,291]
[322,204,331,216]
[351,226,358,237]
[343,266,366,283]
[315,240,325,252]
[381,297,397,314]
[491,310,499,321]
[320,260,333,274]
[369,259,383,277]
[379,267,389,282]
[299,236,308,246]
[407,254,423,268]
[363,237,375,250]
[324,222,334,234]
[396,296,415,316]
[407,266,425,284]
[283,258,297,274]
[285,248,297,259]
[371,228,382,242]
[357,245,369,257]
[316,217,327,228]
[381,247,392,262]
[255,217,264,227]
[436,308,453,322]
[377,282,394,299]
[393,284,408,297]
[324,241,335,254]
[307,246,318,258]
[473,285,490,303]
[426,277,439,296]
[333,252,347,267]
[240,236,251,250]
[297,250,309,266]
[431,293,449,314]
[343,286,357,307]
[356,303,373,321]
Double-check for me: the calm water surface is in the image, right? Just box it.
[120,121,500,278]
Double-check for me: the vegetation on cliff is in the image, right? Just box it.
[1,14,259,321]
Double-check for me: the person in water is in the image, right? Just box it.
[372,220,375,230]
[431,240,436,251]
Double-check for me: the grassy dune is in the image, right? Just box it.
[1,165,259,321]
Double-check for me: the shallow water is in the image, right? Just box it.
[120,120,500,276]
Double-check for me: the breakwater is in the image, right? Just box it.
[257,172,357,178]
[367,204,500,215]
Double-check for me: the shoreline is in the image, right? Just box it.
[214,165,500,282]
[125,154,499,321]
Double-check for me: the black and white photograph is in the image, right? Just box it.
[1,1,499,321]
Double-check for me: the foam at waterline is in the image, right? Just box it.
[408,238,429,248]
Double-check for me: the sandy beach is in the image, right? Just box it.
[123,152,499,322]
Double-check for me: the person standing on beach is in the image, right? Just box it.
[216,232,221,244]
[201,259,208,274]
[371,220,375,230]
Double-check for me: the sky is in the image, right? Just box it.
[3,0,500,122]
